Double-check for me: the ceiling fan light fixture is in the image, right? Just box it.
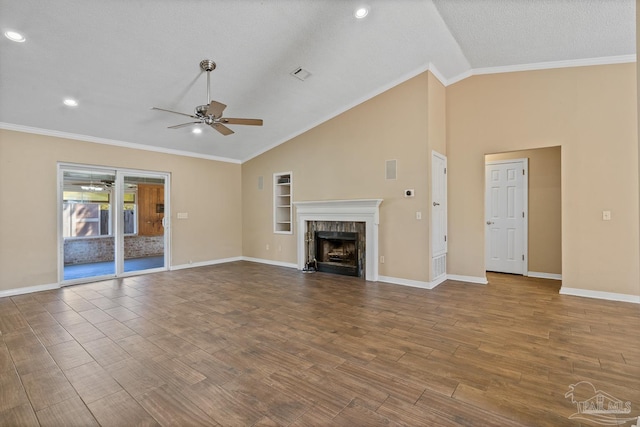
[152,59,263,136]
[63,98,78,107]
[354,6,369,19]
[80,185,103,191]
[4,30,25,42]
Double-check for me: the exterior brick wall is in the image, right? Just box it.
[64,235,164,265]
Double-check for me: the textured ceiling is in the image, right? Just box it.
[432,0,635,70]
[0,0,635,162]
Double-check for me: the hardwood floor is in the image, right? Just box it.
[1,262,639,426]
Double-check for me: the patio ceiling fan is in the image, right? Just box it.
[152,60,263,136]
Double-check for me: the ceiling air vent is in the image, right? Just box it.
[290,67,312,81]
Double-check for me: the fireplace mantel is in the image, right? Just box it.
[293,199,382,281]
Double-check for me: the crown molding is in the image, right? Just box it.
[468,54,636,81]
[438,54,637,87]
[0,122,241,164]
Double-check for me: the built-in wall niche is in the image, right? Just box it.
[273,172,292,234]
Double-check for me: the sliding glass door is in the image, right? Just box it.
[61,168,117,281]
[59,165,170,284]
[121,173,166,275]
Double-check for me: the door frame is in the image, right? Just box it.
[57,162,171,285]
[484,158,528,275]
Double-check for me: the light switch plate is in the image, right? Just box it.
[177,212,188,219]
[602,210,611,221]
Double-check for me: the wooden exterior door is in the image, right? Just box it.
[138,184,165,236]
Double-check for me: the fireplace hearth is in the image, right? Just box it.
[315,231,359,277]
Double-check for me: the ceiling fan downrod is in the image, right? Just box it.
[200,60,216,106]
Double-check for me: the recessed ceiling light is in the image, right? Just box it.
[63,98,78,107]
[4,30,25,42]
[192,128,202,134]
[354,7,369,19]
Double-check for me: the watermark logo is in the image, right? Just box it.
[565,381,637,425]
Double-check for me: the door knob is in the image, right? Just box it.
[433,202,440,206]
[486,221,494,225]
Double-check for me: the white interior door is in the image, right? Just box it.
[431,151,447,279]
[485,159,528,274]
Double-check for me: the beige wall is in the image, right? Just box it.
[426,72,447,278]
[242,72,437,282]
[427,72,447,156]
[637,0,640,282]
[447,64,639,296]
[486,147,561,275]
[0,130,243,292]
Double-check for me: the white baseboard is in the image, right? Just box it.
[378,273,483,290]
[378,275,435,290]
[528,271,562,280]
[559,287,640,304]
[447,274,489,285]
[430,275,449,289]
[171,256,244,271]
[241,257,298,269]
[0,282,60,299]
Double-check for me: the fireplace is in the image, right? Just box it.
[315,231,359,277]
[294,199,383,281]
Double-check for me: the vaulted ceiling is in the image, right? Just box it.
[0,0,635,162]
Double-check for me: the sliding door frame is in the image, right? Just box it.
[57,162,171,286]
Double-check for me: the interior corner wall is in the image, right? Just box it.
[485,147,562,276]
[427,72,447,156]
[242,71,433,283]
[446,63,639,296]
[637,0,640,298]
[426,72,447,279]
[0,130,243,292]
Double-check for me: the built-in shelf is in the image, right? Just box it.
[274,172,292,234]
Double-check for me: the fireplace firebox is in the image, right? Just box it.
[315,231,359,277]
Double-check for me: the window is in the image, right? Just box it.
[62,188,137,238]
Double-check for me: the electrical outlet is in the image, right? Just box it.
[266,244,270,250]
[177,212,188,219]
[602,210,611,221]
[416,211,422,220]
[380,255,385,264]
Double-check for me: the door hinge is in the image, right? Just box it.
[522,254,524,261]
[444,167,447,174]
[522,212,525,218]
[522,169,525,175]
[444,235,447,242]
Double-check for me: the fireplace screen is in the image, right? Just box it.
[315,231,359,277]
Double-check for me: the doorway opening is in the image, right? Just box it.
[59,165,170,284]
[484,147,562,279]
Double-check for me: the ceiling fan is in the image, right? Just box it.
[152,60,263,136]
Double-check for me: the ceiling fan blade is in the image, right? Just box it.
[221,118,263,126]
[205,101,227,118]
[168,122,201,129]
[151,107,198,119]
[211,123,234,136]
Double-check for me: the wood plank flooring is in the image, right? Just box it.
[1,262,639,426]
